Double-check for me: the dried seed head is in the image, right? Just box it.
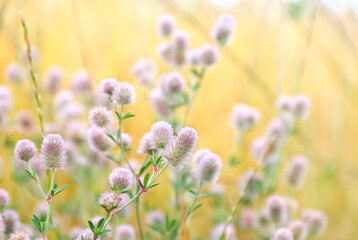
[115,224,135,240]
[99,191,122,212]
[43,65,64,93]
[273,228,293,240]
[112,82,136,105]
[87,127,113,152]
[100,78,118,96]
[40,134,66,170]
[285,155,308,189]
[108,167,134,191]
[196,152,222,183]
[88,106,114,127]
[162,127,198,170]
[211,14,236,46]
[0,189,10,209]
[157,14,176,38]
[14,139,37,162]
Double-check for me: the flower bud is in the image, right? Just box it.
[14,139,37,162]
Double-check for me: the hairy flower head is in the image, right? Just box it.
[40,134,66,170]
[14,139,37,162]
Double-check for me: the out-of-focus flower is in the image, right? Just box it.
[5,62,25,84]
[196,152,222,183]
[186,48,202,67]
[0,86,12,113]
[266,195,288,225]
[292,94,310,119]
[211,14,236,46]
[14,139,37,162]
[131,58,157,87]
[238,170,263,201]
[159,72,185,95]
[146,210,165,226]
[285,155,308,189]
[70,69,90,93]
[3,210,20,235]
[273,228,293,240]
[210,224,236,240]
[112,82,136,105]
[193,149,211,165]
[276,95,294,112]
[118,133,132,149]
[16,111,34,131]
[199,44,219,67]
[240,209,257,230]
[43,65,63,93]
[100,78,118,96]
[0,189,9,209]
[288,220,308,240]
[54,90,74,110]
[88,106,114,127]
[156,42,173,64]
[149,88,172,118]
[20,45,39,64]
[115,224,135,240]
[162,127,198,170]
[99,191,122,212]
[87,127,113,152]
[40,134,66,170]
[171,30,190,67]
[9,231,30,240]
[109,167,134,191]
[75,228,95,240]
[301,209,327,237]
[149,121,174,150]
[231,103,260,131]
[156,14,176,38]
[137,133,156,155]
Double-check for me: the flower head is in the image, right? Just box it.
[0,86,12,113]
[266,195,288,225]
[131,58,157,87]
[211,14,236,46]
[146,210,165,226]
[137,133,156,155]
[285,155,308,189]
[70,69,90,92]
[301,209,327,237]
[5,62,24,84]
[115,224,135,240]
[231,104,260,131]
[118,133,132,149]
[99,191,122,212]
[40,134,66,170]
[9,231,30,240]
[292,94,310,119]
[3,210,20,235]
[156,42,173,64]
[149,88,172,118]
[75,228,95,240]
[44,65,63,93]
[157,14,176,38]
[196,152,222,183]
[100,78,118,95]
[288,220,308,240]
[88,106,114,127]
[193,149,211,165]
[159,72,186,95]
[240,209,257,230]
[150,121,174,150]
[87,127,113,152]
[162,127,198,170]
[0,189,9,209]
[112,82,136,105]
[109,167,134,190]
[210,224,236,240]
[273,228,293,240]
[14,139,37,162]
[200,44,219,67]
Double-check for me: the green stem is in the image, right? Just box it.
[45,169,55,236]
[27,162,46,198]
[135,194,145,240]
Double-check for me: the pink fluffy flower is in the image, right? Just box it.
[288,220,308,240]
[273,228,293,240]
[156,14,176,38]
[0,86,12,113]
[231,103,260,131]
[137,133,156,155]
[14,139,37,162]
[115,224,135,240]
[149,121,174,150]
[100,78,118,96]
[75,228,95,240]
[196,152,222,183]
[87,127,113,152]
[5,62,25,84]
[112,82,136,105]
[266,195,288,225]
[70,69,91,93]
[285,155,308,189]
[88,106,114,127]
[99,191,122,212]
[40,134,66,170]
[162,127,198,170]
[159,72,186,95]
[211,14,236,46]
[43,65,64,93]
[199,44,220,67]
[9,231,30,240]
[0,189,9,209]
[108,167,134,190]
[149,88,172,118]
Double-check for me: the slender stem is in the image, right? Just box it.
[20,13,45,137]
[147,163,169,186]
[45,169,55,236]
[27,162,46,198]
[135,194,145,240]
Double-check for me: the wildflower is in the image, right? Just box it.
[240,209,257,230]
[54,90,74,110]
[3,210,20,235]
[17,111,34,131]
[156,42,173,64]
[91,216,112,238]
[276,95,294,112]
[193,149,211,165]
[149,88,172,118]
[100,78,118,96]
[301,209,327,237]
[108,167,134,191]
[0,189,9,209]
[196,152,222,183]
[211,14,236,46]
[5,62,24,84]
[88,106,114,127]
[99,191,122,212]
[156,14,176,38]
[266,195,288,225]
[292,94,310,119]
[273,228,293,240]
[186,48,203,67]
[159,72,186,95]
[117,133,132,149]
[70,69,90,92]
[162,127,198,170]
[0,86,12,113]
[43,65,63,93]
[150,121,174,150]
[115,224,135,240]
[209,224,236,240]
[288,220,308,240]
[137,133,156,155]
[9,231,30,240]
[87,127,113,152]
[200,44,219,67]
[131,58,157,87]
[112,82,136,105]
[146,210,165,226]
[285,155,308,189]
[75,228,95,240]
[14,139,37,162]
[40,134,66,170]
[231,104,260,131]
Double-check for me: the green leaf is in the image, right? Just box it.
[190,203,204,214]
[122,112,135,120]
[106,133,116,143]
[143,173,150,188]
[116,128,121,139]
[23,169,33,178]
[96,218,105,231]
[88,220,96,233]
[31,215,42,232]
[147,183,160,189]
[54,185,70,196]
[47,224,56,232]
[99,229,111,235]
[106,154,116,162]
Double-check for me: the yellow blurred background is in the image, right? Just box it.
[0,0,357,239]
